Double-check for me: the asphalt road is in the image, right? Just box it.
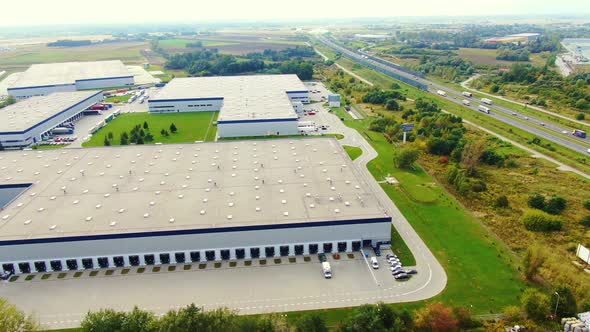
[317,37,590,156]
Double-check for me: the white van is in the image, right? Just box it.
[322,262,332,279]
[370,257,379,269]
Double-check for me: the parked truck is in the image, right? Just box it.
[478,105,491,114]
[51,127,74,135]
[436,90,447,97]
[573,129,587,138]
[462,91,473,98]
[481,98,493,105]
[322,262,332,279]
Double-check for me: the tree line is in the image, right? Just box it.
[165,47,316,80]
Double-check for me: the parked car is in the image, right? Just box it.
[390,264,402,271]
[404,269,418,275]
[370,257,379,269]
[385,253,397,259]
[318,253,327,263]
[394,273,410,280]
[373,247,381,256]
[392,269,405,276]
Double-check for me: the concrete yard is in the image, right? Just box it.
[0,250,432,330]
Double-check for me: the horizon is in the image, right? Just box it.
[2,0,590,27]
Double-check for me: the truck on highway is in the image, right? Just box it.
[462,91,473,98]
[478,105,491,114]
[573,129,587,138]
[481,98,493,105]
[51,127,74,135]
[462,99,471,106]
[436,90,447,97]
[322,262,332,279]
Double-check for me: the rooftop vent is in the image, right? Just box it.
[110,221,117,227]
[24,219,31,225]
[85,216,93,222]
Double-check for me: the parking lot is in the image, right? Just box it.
[0,249,430,330]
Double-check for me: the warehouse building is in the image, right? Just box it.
[149,75,310,138]
[7,60,133,99]
[0,91,103,148]
[0,138,391,275]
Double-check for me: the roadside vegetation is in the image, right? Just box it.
[316,61,590,328]
[82,112,218,147]
[342,145,362,161]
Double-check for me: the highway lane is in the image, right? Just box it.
[317,36,590,156]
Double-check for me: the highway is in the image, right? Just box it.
[317,36,590,156]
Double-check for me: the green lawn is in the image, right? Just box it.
[82,112,218,147]
[104,94,131,103]
[342,145,362,160]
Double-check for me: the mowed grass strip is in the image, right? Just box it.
[342,145,362,161]
[83,112,218,147]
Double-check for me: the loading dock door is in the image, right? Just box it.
[2,263,15,274]
[220,250,230,260]
[81,258,94,269]
[265,247,275,257]
[294,245,304,255]
[309,244,319,254]
[352,241,361,251]
[144,254,155,265]
[280,246,290,256]
[205,250,215,261]
[50,261,62,271]
[175,252,186,263]
[337,242,347,252]
[250,248,260,258]
[113,256,124,267]
[235,249,245,259]
[159,254,170,264]
[97,257,109,268]
[18,262,31,274]
[190,252,200,262]
[66,259,78,270]
[34,261,47,273]
[129,255,140,266]
[323,243,333,253]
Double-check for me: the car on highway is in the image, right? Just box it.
[394,273,410,280]
[540,122,546,126]
[511,112,517,116]
[524,117,529,120]
[562,130,569,134]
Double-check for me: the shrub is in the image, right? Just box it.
[470,180,487,193]
[522,210,563,232]
[494,195,509,208]
[521,288,549,321]
[480,149,505,166]
[583,200,590,210]
[543,196,566,215]
[506,159,518,168]
[393,146,420,169]
[576,113,586,120]
[528,193,545,210]
[581,215,590,227]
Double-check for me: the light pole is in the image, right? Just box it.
[554,291,560,319]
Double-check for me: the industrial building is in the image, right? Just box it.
[328,94,341,107]
[7,60,133,99]
[0,91,103,148]
[149,75,310,138]
[0,138,391,275]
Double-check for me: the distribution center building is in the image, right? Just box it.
[148,74,310,138]
[0,138,391,274]
[7,60,133,99]
[0,91,103,148]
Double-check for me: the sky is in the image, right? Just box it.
[2,0,589,26]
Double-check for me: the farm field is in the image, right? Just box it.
[457,47,548,67]
[83,112,218,147]
[0,41,148,72]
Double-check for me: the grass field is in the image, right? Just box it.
[457,48,548,67]
[342,145,362,160]
[158,38,240,49]
[82,112,218,147]
[0,42,148,72]
[104,94,131,103]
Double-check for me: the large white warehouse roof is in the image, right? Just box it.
[9,60,132,89]
[0,91,101,133]
[0,138,387,242]
[151,74,307,121]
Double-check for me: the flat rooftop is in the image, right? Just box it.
[150,75,308,121]
[0,91,101,133]
[0,138,387,242]
[9,60,132,89]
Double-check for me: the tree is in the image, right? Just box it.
[583,200,590,210]
[120,307,156,332]
[120,134,129,145]
[393,146,420,169]
[0,298,40,332]
[338,303,411,332]
[575,98,588,110]
[494,195,509,208]
[80,308,124,332]
[528,193,546,210]
[103,136,111,146]
[294,313,328,332]
[576,113,586,120]
[143,121,149,130]
[137,137,144,145]
[385,99,400,111]
[461,140,485,177]
[550,286,577,318]
[170,123,177,133]
[413,302,459,331]
[108,132,114,140]
[581,215,590,227]
[160,129,166,136]
[521,288,550,321]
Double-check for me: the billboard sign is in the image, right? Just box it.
[402,123,414,132]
